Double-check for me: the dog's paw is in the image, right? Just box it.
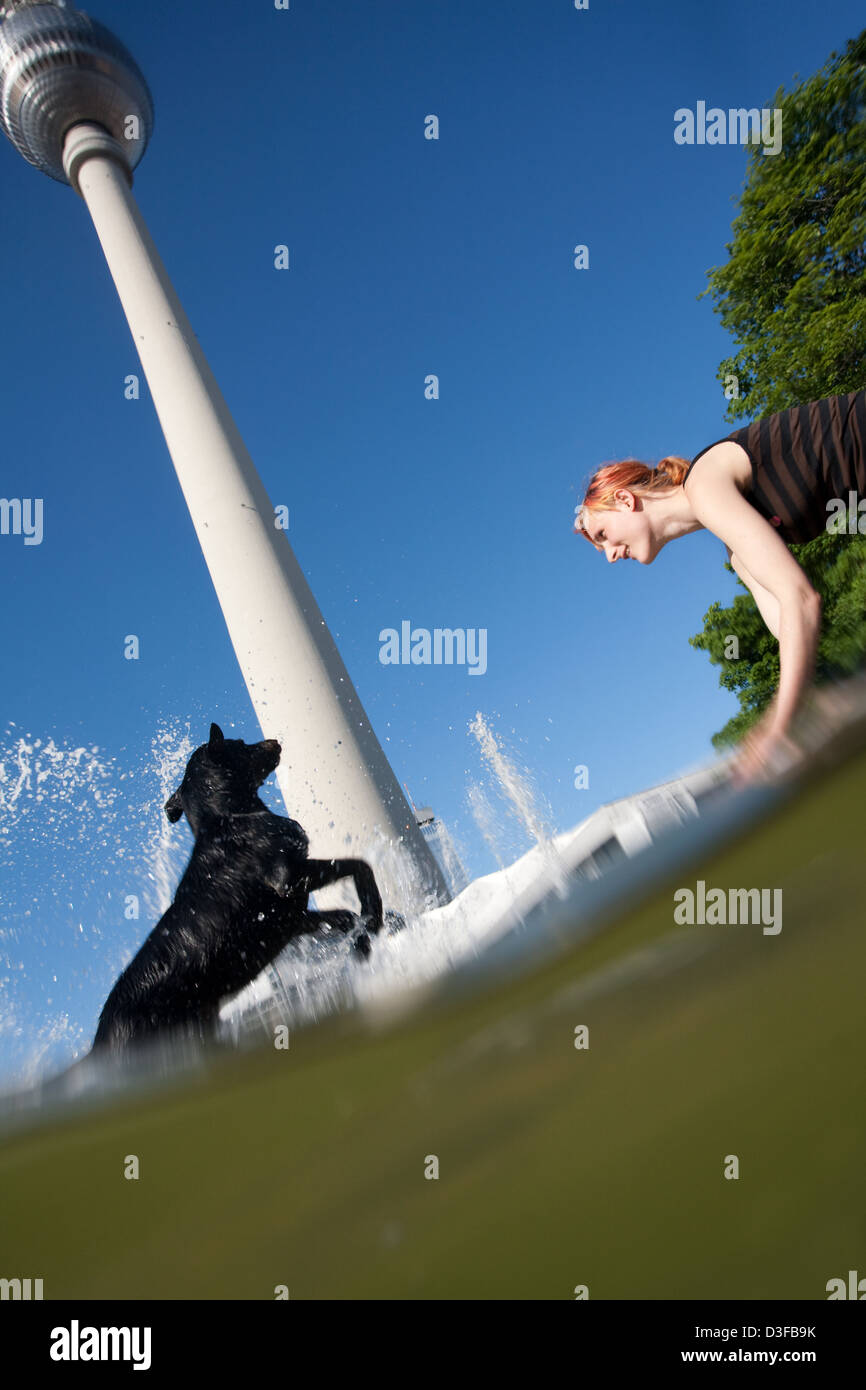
[353,929,372,962]
[361,911,385,938]
[383,909,407,935]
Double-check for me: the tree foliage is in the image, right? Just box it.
[690,30,866,746]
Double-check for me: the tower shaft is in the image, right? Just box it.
[61,122,448,912]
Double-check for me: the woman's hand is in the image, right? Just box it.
[729,720,801,786]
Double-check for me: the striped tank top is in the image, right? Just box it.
[684,389,866,545]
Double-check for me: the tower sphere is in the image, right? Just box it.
[0,2,153,184]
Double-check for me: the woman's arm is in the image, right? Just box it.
[687,469,822,745]
[726,547,781,639]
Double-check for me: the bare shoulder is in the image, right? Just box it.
[684,440,752,495]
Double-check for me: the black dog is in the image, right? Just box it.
[93,723,385,1053]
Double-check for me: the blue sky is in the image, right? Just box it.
[1,0,861,1079]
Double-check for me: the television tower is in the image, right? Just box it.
[0,1,449,911]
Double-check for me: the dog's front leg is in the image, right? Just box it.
[301,859,384,932]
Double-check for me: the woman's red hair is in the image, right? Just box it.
[575,456,691,546]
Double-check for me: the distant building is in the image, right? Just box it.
[414,806,469,898]
[550,762,730,885]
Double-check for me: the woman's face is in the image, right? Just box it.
[583,492,653,564]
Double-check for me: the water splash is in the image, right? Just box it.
[469,712,554,846]
[141,724,196,920]
[0,718,194,1085]
[0,732,119,867]
[466,782,510,871]
[467,712,567,897]
[225,716,572,1041]
[0,712,575,1094]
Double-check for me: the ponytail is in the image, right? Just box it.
[655,455,691,487]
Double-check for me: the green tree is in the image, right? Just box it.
[690,30,866,745]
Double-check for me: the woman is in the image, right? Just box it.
[575,389,866,782]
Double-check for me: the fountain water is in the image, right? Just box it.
[0,719,194,1083]
[0,713,578,1086]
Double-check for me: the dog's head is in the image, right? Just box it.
[164,723,282,827]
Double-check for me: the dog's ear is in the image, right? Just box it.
[209,723,225,748]
[164,790,184,824]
